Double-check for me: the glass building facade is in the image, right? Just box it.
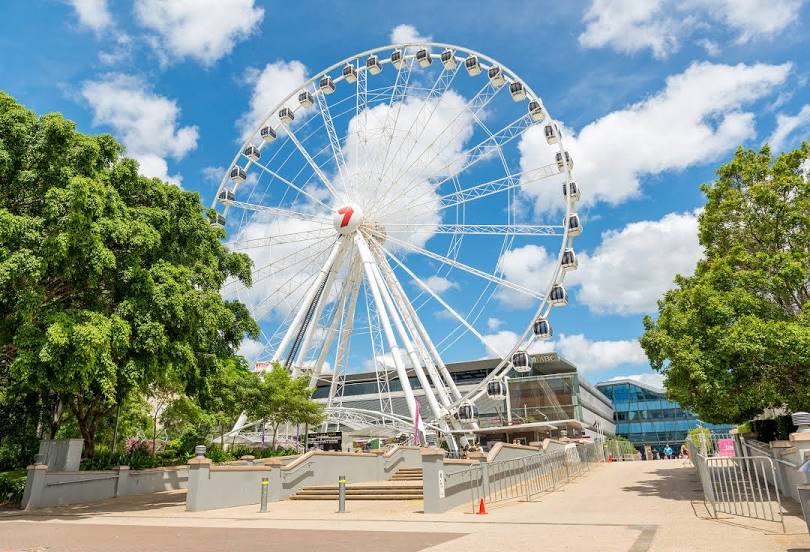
[596,379,733,452]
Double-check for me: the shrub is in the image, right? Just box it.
[0,471,26,505]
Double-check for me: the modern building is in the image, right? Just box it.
[595,378,733,453]
[313,353,615,447]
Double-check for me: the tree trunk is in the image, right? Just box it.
[272,422,279,449]
[152,412,158,455]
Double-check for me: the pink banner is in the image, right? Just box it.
[718,439,735,457]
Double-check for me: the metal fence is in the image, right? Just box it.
[688,439,785,532]
[462,443,602,512]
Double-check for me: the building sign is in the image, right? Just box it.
[254,360,272,371]
[306,431,342,446]
[438,470,445,499]
[534,353,559,364]
[717,439,735,457]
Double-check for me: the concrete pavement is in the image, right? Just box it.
[2,460,809,551]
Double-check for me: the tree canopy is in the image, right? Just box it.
[641,143,810,424]
[0,92,259,455]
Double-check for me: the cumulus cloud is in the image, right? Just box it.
[67,0,112,32]
[579,0,805,57]
[238,60,308,141]
[480,330,646,374]
[421,275,458,295]
[495,244,558,308]
[134,0,264,66]
[574,211,702,315]
[487,318,503,331]
[519,61,791,214]
[768,104,810,152]
[80,74,198,185]
[238,337,266,360]
[390,24,432,45]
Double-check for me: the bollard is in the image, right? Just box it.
[338,475,346,513]
[260,477,269,512]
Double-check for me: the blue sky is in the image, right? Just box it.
[2,0,809,389]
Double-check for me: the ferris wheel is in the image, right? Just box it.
[213,42,582,451]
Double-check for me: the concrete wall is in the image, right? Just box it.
[185,446,423,512]
[422,449,483,514]
[22,464,188,510]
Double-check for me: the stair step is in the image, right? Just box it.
[301,485,422,491]
[297,489,422,496]
[290,494,423,501]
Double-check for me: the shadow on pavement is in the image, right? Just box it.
[621,466,704,501]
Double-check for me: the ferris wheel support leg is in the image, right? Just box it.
[271,237,344,365]
[322,263,362,395]
[367,249,456,450]
[308,275,349,389]
[294,239,351,376]
[354,235,423,437]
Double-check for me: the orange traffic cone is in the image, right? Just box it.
[608,454,613,463]
[477,498,487,515]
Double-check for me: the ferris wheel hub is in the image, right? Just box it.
[333,203,364,235]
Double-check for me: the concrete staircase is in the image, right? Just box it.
[289,469,424,501]
[390,468,423,481]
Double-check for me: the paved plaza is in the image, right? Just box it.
[2,460,809,551]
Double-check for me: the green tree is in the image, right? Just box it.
[245,363,325,448]
[641,143,810,424]
[0,92,259,456]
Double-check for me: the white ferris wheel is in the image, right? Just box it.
[212,42,582,451]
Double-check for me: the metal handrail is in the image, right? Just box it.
[281,460,314,480]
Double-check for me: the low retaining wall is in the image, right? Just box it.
[186,446,422,511]
[22,464,188,510]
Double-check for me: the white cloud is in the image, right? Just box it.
[487,317,503,331]
[202,166,226,183]
[98,33,133,65]
[421,275,458,295]
[238,337,265,360]
[495,244,558,308]
[480,330,645,373]
[238,60,308,141]
[768,104,810,152]
[519,61,791,214]
[390,24,432,45]
[134,0,264,66]
[572,211,702,315]
[67,0,112,32]
[579,0,804,57]
[579,0,680,59]
[80,74,199,185]
[697,38,721,56]
[603,372,665,390]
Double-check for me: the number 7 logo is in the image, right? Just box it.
[337,206,354,228]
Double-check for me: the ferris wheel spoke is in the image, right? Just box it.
[224,227,334,251]
[285,127,343,202]
[382,223,563,236]
[377,232,545,301]
[373,56,415,184]
[250,158,332,211]
[314,89,349,187]
[378,243,503,359]
[222,199,330,225]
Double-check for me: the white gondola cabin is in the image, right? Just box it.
[242,145,260,162]
[549,284,568,306]
[464,54,481,76]
[487,379,507,401]
[533,318,552,339]
[211,213,226,229]
[279,107,294,125]
[512,351,531,373]
[528,101,545,122]
[510,81,526,101]
[563,181,580,203]
[488,65,505,86]
[416,48,431,68]
[298,91,314,108]
[319,76,335,95]
[260,125,277,143]
[566,213,582,237]
[544,123,560,144]
[217,189,235,202]
[555,151,573,170]
[229,166,247,184]
[366,55,382,75]
[390,49,404,69]
[342,63,357,83]
[458,401,478,423]
[561,248,577,271]
[441,48,456,69]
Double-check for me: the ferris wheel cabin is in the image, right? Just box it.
[229,166,247,184]
[488,65,506,87]
[366,55,382,74]
[298,90,314,108]
[319,76,336,95]
[441,48,457,69]
[342,63,357,82]
[511,351,532,373]
[416,48,432,67]
[278,107,294,125]
[464,54,481,76]
[486,379,508,401]
[533,318,552,339]
[260,125,277,142]
[390,49,404,69]
[549,285,568,306]
[242,145,260,162]
[528,101,545,122]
